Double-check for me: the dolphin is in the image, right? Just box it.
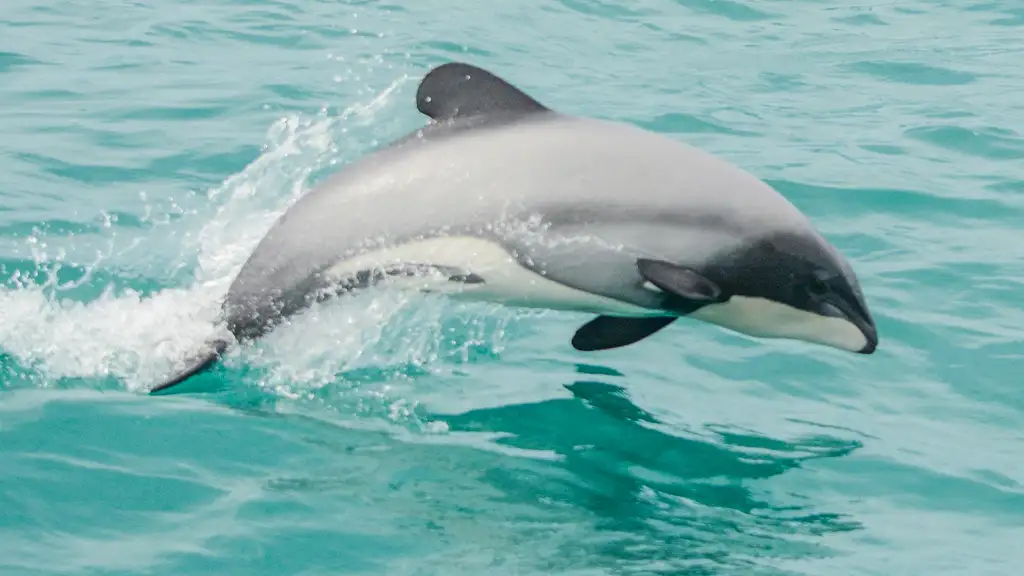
[148,61,878,394]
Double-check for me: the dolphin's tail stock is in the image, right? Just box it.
[148,338,231,395]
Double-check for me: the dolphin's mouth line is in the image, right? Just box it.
[819,300,877,354]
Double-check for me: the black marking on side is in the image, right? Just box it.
[323,263,485,299]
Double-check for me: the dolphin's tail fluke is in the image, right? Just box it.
[148,339,231,395]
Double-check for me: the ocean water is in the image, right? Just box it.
[1,0,1022,574]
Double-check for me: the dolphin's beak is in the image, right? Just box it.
[819,298,878,354]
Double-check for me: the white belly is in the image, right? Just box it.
[323,235,656,316]
[689,296,869,352]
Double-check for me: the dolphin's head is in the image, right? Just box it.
[643,230,878,354]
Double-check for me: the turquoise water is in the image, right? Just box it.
[1,0,1022,573]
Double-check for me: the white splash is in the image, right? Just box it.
[0,73,462,395]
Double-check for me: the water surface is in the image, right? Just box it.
[1,1,1022,574]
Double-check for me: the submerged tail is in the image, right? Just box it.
[148,339,231,395]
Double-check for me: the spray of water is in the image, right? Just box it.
[0,73,519,401]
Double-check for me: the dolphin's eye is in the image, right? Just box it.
[808,275,829,296]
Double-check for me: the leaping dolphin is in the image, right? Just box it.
[149,61,878,394]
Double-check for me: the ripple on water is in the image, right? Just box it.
[555,0,660,20]
[0,51,42,73]
[635,112,760,137]
[905,125,1024,160]
[417,40,494,58]
[847,61,979,86]
[424,380,865,573]
[771,180,1017,222]
[965,3,1024,25]
[991,9,1024,25]
[673,0,776,22]
[831,13,888,26]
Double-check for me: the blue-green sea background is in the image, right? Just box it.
[1,0,1022,574]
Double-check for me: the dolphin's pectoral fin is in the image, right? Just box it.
[148,339,230,395]
[636,258,729,310]
[416,62,550,121]
[572,315,678,351]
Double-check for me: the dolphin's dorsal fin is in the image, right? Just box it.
[416,62,550,121]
